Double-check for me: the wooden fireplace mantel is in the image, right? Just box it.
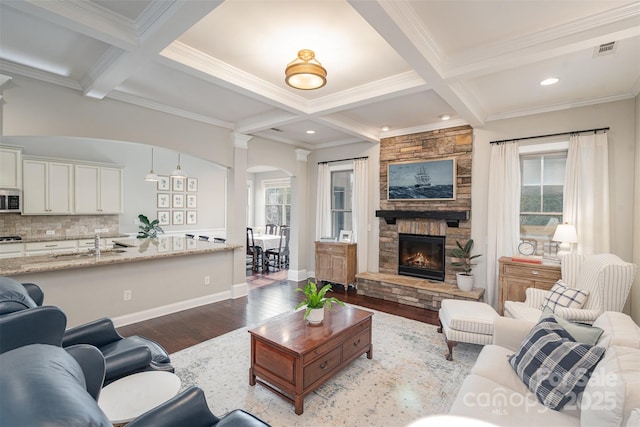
[375,210,469,227]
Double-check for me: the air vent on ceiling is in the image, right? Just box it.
[270,128,283,132]
[593,41,617,57]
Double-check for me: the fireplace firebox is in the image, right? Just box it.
[398,233,445,281]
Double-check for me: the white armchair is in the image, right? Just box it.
[504,253,637,324]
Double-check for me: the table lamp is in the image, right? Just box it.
[552,223,578,258]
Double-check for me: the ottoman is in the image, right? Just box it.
[438,299,499,361]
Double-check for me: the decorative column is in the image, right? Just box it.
[288,149,310,281]
[229,133,252,298]
[0,75,12,136]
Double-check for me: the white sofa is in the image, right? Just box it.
[449,311,640,426]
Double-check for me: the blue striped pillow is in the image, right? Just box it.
[509,315,605,410]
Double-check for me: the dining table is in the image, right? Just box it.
[252,233,282,252]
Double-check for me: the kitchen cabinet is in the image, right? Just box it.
[315,241,357,290]
[23,159,74,214]
[74,165,123,214]
[0,146,22,189]
[0,243,25,259]
[25,240,77,256]
[498,257,561,315]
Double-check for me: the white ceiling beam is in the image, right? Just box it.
[349,0,486,127]
[315,114,380,144]
[82,1,224,99]
[235,110,302,134]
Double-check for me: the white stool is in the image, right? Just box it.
[438,299,499,361]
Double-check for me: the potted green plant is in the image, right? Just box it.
[136,214,164,238]
[295,281,345,325]
[451,239,481,292]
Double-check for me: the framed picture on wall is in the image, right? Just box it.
[172,176,185,192]
[186,210,197,225]
[172,194,184,208]
[157,211,170,226]
[172,210,184,225]
[157,193,170,208]
[387,158,456,201]
[186,194,197,208]
[187,177,198,192]
[157,176,170,191]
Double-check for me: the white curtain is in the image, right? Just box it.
[315,163,332,240]
[352,158,368,273]
[563,132,610,255]
[485,142,521,309]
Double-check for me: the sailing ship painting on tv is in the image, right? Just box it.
[387,158,456,201]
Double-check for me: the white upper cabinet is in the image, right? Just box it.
[23,159,74,214]
[75,165,123,214]
[0,146,22,189]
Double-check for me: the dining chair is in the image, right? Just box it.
[264,225,290,271]
[264,224,278,235]
[246,227,262,271]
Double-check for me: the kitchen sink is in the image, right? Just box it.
[53,249,127,259]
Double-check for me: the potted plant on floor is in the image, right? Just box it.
[295,281,345,325]
[451,239,481,292]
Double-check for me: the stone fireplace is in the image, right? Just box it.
[356,125,483,310]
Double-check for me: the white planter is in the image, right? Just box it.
[306,307,325,325]
[456,272,475,292]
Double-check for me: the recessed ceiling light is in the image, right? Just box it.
[306,130,315,134]
[439,114,451,121]
[381,126,389,132]
[540,77,559,86]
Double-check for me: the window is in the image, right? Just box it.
[520,152,567,254]
[264,181,290,226]
[331,169,353,238]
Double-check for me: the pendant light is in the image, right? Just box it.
[144,147,159,182]
[170,153,186,177]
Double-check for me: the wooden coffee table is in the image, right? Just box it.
[248,305,373,415]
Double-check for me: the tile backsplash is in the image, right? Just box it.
[0,214,121,239]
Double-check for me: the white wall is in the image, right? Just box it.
[472,99,637,310]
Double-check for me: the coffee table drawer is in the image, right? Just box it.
[342,329,371,361]
[255,341,295,384]
[303,346,341,387]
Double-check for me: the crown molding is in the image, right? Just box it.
[0,60,82,91]
[381,118,469,138]
[485,93,636,122]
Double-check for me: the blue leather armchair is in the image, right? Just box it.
[0,343,111,426]
[127,386,271,427]
[0,276,173,385]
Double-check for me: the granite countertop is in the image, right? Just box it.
[0,234,129,244]
[1,237,241,276]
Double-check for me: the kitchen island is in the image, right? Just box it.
[2,237,245,327]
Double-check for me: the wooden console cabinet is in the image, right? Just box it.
[315,241,357,291]
[498,256,561,315]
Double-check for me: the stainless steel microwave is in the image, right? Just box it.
[0,189,21,213]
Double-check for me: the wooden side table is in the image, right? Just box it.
[315,241,357,292]
[498,256,561,315]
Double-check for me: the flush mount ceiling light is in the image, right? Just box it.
[439,114,451,121]
[144,147,159,182]
[170,153,186,177]
[306,130,315,134]
[381,126,390,132]
[540,77,559,86]
[285,49,327,90]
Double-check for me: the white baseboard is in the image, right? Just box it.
[232,282,248,298]
[112,290,232,327]
[287,269,310,282]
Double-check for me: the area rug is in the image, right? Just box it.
[171,305,482,427]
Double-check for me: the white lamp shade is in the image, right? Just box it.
[552,224,578,243]
[144,171,159,182]
[170,167,186,177]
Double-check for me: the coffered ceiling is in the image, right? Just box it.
[1,0,638,150]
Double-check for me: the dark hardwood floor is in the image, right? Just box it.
[117,269,439,354]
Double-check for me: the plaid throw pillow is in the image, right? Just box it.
[509,315,606,410]
[541,281,589,312]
